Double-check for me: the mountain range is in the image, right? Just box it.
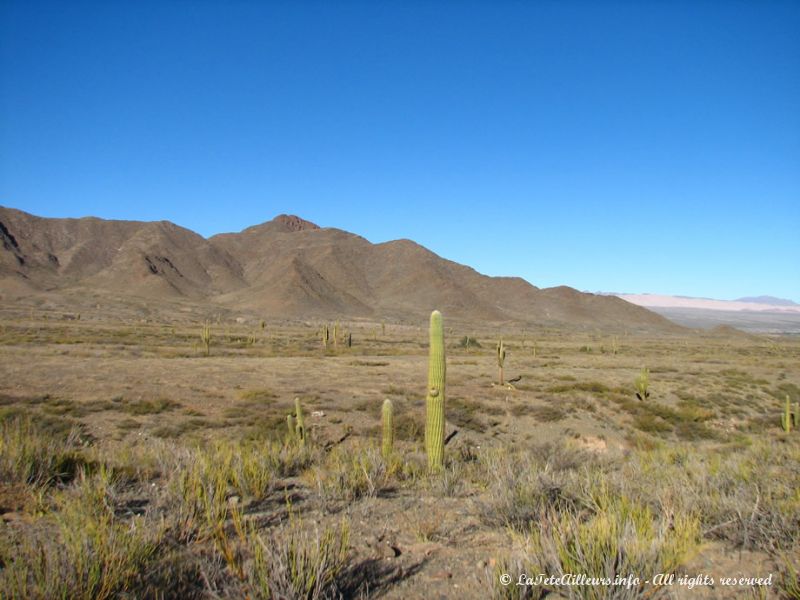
[0,206,680,330]
[614,293,800,314]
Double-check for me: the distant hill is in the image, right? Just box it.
[735,295,798,307]
[0,206,680,330]
[611,292,800,333]
[615,293,800,314]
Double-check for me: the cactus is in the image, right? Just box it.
[781,395,792,433]
[260,319,266,331]
[333,321,339,348]
[425,310,446,471]
[322,325,329,349]
[612,336,619,356]
[200,320,211,356]
[795,402,800,428]
[382,399,394,459]
[287,414,297,441]
[381,319,386,337]
[346,332,352,348]
[635,367,650,401]
[496,338,506,385]
[532,340,537,358]
[294,397,306,447]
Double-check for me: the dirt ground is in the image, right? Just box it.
[0,303,798,598]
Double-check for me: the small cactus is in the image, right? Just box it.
[294,397,306,447]
[497,338,506,385]
[425,310,446,471]
[346,332,352,348]
[322,325,329,349]
[635,367,650,401]
[200,320,211,356]
[333,321,339,348]
[382,399,394,459]
[781,395,792,433]
[287,414,297,441]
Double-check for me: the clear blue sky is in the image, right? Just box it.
[1,1,798,301]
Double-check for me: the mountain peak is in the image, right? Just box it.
[0,206,680,330]
[271,214,320,232]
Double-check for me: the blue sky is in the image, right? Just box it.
[1,1,798,301]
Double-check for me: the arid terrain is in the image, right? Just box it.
[0,298,798,598]
[0,206,798,599]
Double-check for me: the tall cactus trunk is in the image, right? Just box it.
[782,394,792,433]
[382,399,394,459]
[425,310,446,471]
[295,397,306,447]
[497,338,506,385]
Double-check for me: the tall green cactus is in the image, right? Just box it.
[781,394,792,433]
[635,367,650,401]
[497,338,506,385]
[200,320,211,356]
[425,310,446,471]
[294,397,306,447]
[382,399,394,459]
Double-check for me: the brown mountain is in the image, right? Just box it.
[0,206,680,330]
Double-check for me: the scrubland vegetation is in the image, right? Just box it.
[0,308,798,598]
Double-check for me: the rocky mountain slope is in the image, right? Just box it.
[0,206,680,330]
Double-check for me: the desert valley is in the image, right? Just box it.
[0,206,798,599]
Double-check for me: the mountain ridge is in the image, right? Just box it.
[0,205,681,330]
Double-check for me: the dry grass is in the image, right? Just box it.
[0,315,799,597]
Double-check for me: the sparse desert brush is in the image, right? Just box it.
[488,461,701,600]
[621,439,800,553]
[778,552,800,600]
[0,467,163,600]
[458,335,481,349]
[157,438,312,544]
[519,496,700,600]
[478,442,606,531]
[247,515,351,599]
[310,444,388,503]
[424,459,466,497]
[0,414,86,488]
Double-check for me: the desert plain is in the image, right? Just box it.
[0,298,798,599]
